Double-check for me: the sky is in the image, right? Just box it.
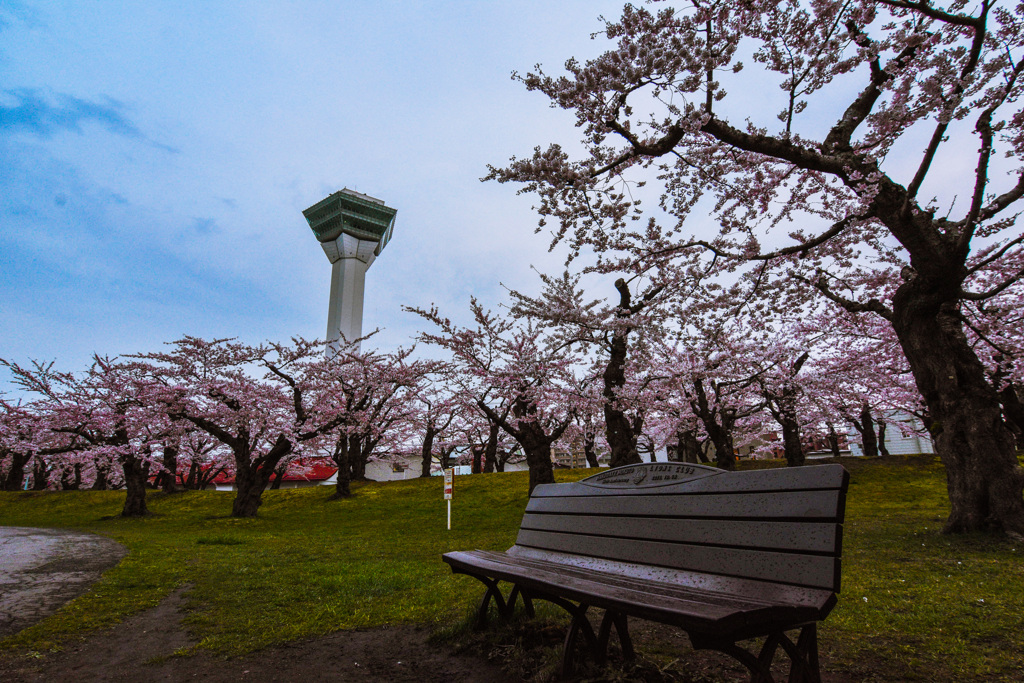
[0,0,628,385]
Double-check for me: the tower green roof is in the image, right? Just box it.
[302,189,397,253]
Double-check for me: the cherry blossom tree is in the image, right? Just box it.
[409,299,576,493]
[508,270,666,468]
[411,372,461,478]
[142,337,350,517]
[960,285,1024,445]
[650,321,768,469]
[2,356,167,515]
[490,0,1024,537]
[0,400,42,491]
[316,345,422,498]
[175,431,230,490]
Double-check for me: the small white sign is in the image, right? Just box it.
[443,468,454,530]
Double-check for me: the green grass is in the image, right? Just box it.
[1,458,1023,681]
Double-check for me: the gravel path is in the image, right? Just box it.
[0,526,127,638]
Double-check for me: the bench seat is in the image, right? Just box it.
[445,548,833,638]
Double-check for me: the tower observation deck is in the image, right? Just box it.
[302,189,397,349]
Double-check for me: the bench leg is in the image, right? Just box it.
[559,602,598,679]
[690,633,775,683]
[521,592,599,678]
[451,570,536,627]
[783,624,821,683]
[689,624,822,683]
[597,610,634,665]
[473,576,508,628]
[508,584,535,618]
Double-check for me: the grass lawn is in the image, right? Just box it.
[1,456,1022,681]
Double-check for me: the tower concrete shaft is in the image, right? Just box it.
[302,189,397,350]
[323,233,377,345]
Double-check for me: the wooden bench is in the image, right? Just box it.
[442,462,849,682]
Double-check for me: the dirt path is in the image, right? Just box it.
[0,527,512,682]
[0,585,515,682]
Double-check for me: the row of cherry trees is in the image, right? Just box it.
[0,339,437,517]
[3,286,950,510]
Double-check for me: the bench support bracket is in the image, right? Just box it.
[450,569,534,627]
[689,624,821,683]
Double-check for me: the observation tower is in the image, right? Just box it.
[302,189,397,349]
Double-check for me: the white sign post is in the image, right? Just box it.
[443,467,453,530]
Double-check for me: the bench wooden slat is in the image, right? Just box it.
[504,546,837,610]
[519,514,840,554]
[515,529,840,590]
[526,488,844,521]
[530,463,848,498]
[445,549,823,635]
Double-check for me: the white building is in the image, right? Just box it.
[847,411,935,456]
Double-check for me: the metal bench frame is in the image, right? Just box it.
[443,462,848,682]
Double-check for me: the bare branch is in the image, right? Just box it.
[875,0,983,28]
[823,26,922,153]
[961,265,1024,301]
[906,2,988,199]
[792,273,894,319]
[966,235,1024,276]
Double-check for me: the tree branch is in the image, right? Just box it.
[875,0,983,28]
[793,273,894,319]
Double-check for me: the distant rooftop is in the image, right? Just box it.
[302,188,397,252]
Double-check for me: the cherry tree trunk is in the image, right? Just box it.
[711,426,736,470]
[857,406,878,457]
[482,422,500,473]
[269,465,286,490]
[996,384,1024,450]
[1,451,30,491]
[232,436,290,517]
[198,470,219,491]
[603,333,642,469]
[605,408,642,468]
[892,280,1024,538]
[161,445,183,493]
[511,422,555,494]
[331,438,352,499]
[90,463,109,490]
[420,427,436,478]
[232,463,272,517]
[670,429,701,464]
[351,436,369,481]
[31,458,50,490]
[439,447,455,471]
[121,457,149,517]
[826,423,842,459]
[61,464,82,491]
[184,461,199,489]
[877,421,891,456]
[690,379,736,470]
[583,430,600,468]
[780,416,804,467]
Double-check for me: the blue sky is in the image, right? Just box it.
[0,0,626,383]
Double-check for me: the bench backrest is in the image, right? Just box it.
[517,462,849,593]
